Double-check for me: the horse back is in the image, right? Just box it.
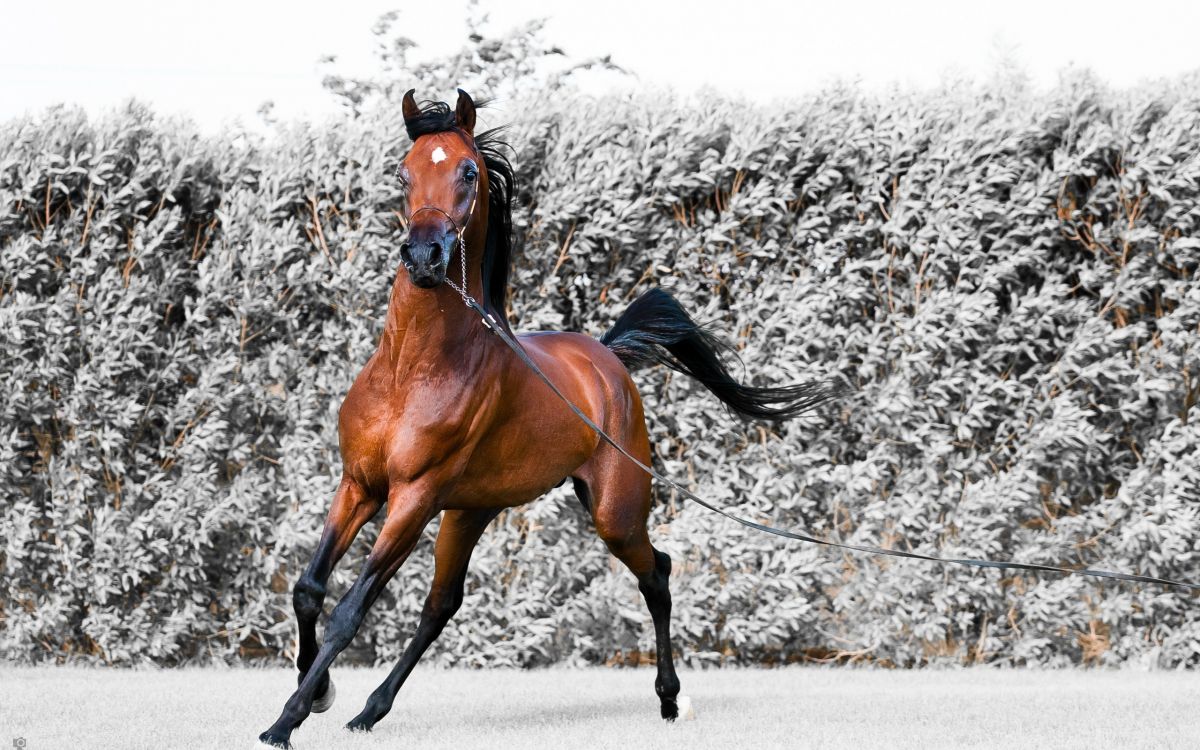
[444,330,644,508]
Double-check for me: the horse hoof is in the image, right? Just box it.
[256,731,291,749]
[344,717,373,734]
[677,695,696,721]
[676,691,696,715]
[660,698,678,722]
[311,679,336,714]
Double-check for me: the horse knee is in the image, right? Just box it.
[293,576,325,622]
[421,583,464,626]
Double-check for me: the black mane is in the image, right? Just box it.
[403,99,516,329]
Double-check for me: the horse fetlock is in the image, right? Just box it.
[346,699,389,732]
[655,673,681,700]
[310,678,337,713]
[256,730,292,749]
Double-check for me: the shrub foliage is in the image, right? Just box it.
[2,32,1199,667]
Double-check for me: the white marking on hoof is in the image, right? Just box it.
[677,695,696,720]
[292,623,300,669]
[431,146,447,164]
[311,679,336,714]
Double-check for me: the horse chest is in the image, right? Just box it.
[338,370,480,490]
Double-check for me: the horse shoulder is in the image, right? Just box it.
[334,350,481,490]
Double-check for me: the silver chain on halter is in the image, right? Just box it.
[443,228,472,305]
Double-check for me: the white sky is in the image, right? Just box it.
[3,0,1199,133]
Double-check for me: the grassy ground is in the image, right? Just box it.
[1,666,1197,749]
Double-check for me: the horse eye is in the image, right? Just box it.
[463,167,478,183]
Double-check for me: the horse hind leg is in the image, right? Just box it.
[577,466,682,720]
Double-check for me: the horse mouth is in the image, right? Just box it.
[409,268,445,289]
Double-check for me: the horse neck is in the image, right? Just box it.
[380,223,489,366]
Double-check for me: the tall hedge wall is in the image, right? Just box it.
[2,71,1199,668]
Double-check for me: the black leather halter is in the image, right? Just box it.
[403,184,480,304]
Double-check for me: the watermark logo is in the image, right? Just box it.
[13,739,28,749]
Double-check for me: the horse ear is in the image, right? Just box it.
[402,89,421,131]
[455,88,476,136]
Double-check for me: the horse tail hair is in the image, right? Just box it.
[599,288,836,421]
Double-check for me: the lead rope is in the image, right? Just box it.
[462,296,1199,593]
[403,170,1198,592]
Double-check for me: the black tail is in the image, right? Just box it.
[600,288,835,421]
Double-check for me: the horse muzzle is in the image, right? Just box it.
[400,231,454,289]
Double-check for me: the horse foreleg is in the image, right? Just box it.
[346,507,499,732]
[291,478,380,711]
[259,492,436,749]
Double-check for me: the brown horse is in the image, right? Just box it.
[257,89,829,748]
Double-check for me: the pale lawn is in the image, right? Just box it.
[1,666,1197,749]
